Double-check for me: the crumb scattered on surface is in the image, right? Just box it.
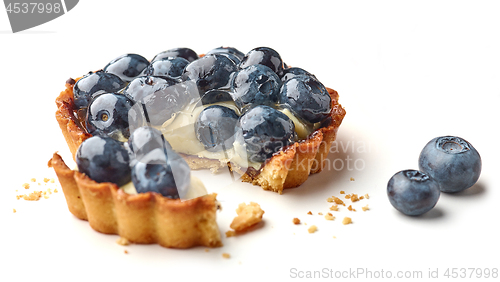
[50,178,55,183]
[362,205,369,211]
[292,218,301,225]
[17,191,42,201]
[365,193,370,199]
[350,177,355,181]
[43,178,50,183]
[13,209,16,213]
[324,213,335,221]
[350,194,359,202]
[230,202,264,231]
[30,178,36,182]
[307,211,312,215]
[22,183,30,189]
[329,204,339,211]
[308,225,318,233]
[222,253,231,259]
[345,194,351,199]
[342,217,352,225]
[54,189,58,193]
[124,250,129,254]
[318,212,323,215]
[225,230,236,237]
[340,191,345,194]
[329,196,345,206]
[347,205,356,212]
[116,237,130,246]
[333,236,337,239]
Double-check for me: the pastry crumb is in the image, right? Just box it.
[350,177,355,181]
[222,253,231,259]
[347,205,356,212]
[50,178,55,183]
[22,183,30,189]
[330,196,345,206]
[124,250,129,254]
[54,188,58,193]
[342,217,352,225]
[364,193,370,199]
[13,209,16,213]
[17,191,42,201]
[329,204,339,211]
[333,236,337,239]
[116,237,130,246]
[308,225,318,233]
[350,194,359,202]
[340,190,345,194]
[225,230,236,237]
[345,194,351,199]
[30,178,36,182]
[43,178,50,183]
[324,213,335,221]
[318,212,323,215]
[43,195,49,199]
[230,202,264,231]
[292,218,301,225]
[307,211,312,215]
[362,205,370,211]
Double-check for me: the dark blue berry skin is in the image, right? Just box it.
[181,54,238,94]
[128,126,172,164]
[279,75,332,124]
[418,136,481,193]
[235,105,297,163]
[195,105,239,152]
[73,71,126,110]
[230,64,282,111]
[142,57,189,78]
[76,136,131,186]
[206,46,245,64]
[152,47,198,63]
[200,89,234,105]
[86,93,135,140]
[238,47,285,77]
[281,67,315,82]
[387,170,440,216]
[123,76,178,102]
[104,54,149,82]
[131,148,191,199]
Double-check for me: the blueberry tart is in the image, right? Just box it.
[52,47,345,248]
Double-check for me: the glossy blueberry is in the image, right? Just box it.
[418,136,481,193]
[279,75,331,124]
[206,46,245,64]
[104,53,149,82]
[281,67,315,82]
[86,93,135,141]
[128,126,172,163]
[239,47,285,77]
[142,57,189,78]
[76,136,131,186]
[235,105,297,163]
[181,54,238,94]
[388,170,440,216]
[123,76,178,102]
[195,105,239,152]
[230,64,282,110]
[73,71,126,109]
[131,148,191,199]
[152,47,198,63]
[200,89,234,105]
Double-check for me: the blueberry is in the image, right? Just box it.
[131,148,191,199]
[104,54,149,82]
[279,75,331,124]
[73,71,126,109]
[142,57,189,78]
[123,76,178,102]
[76,136,131,186]
[206,46,245,64]
[281,67,315,82]
[200,89,234,105]
[152,47,198,63]
[239,47,285,77]
[418,136,481,193]
[181,54,238,94]
[235,105,297,163]
[230,64,282,110]
[86,93,135,141]
[387,170,440,216]
[195,105,239,152]
[128,126,172,163]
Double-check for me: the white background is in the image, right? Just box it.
[1,1,499,281]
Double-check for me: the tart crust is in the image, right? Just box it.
[49,152,222,248]
[55,79,346,194]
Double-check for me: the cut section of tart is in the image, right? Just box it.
[52,46,345,248]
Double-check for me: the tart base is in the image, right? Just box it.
[49,152,222,249]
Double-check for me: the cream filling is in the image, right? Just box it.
[121,175,207,200]
[155,101,318,171]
